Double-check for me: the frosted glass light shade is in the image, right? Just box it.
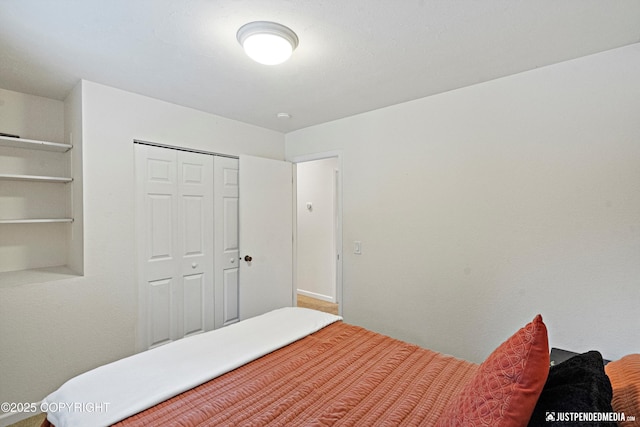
[237,21,298,65]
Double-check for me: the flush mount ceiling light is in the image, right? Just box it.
[236,21,298,65]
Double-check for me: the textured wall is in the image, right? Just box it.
[286,44,640,363]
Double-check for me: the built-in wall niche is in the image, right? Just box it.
[0,135,79,285]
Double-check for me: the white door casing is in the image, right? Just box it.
[214,156,240,328]
[239,155,293,320]
[135,144,214,351]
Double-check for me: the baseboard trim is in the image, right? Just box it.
[0,407,43,427]
[297,289,335,303]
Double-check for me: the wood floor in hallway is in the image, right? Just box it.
[297,294,339,315]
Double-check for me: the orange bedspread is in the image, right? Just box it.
[44,321,477,426]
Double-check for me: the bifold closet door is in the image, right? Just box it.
[213,156,240,328]
[135,144,214,350]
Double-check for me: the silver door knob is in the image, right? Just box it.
[191,262,198,269]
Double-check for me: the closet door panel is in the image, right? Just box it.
[214,156,240,328]
[148,278,174,348]
[177,151,214,334]
[136,144,214,351]
[183,273,205,337]
[223,269,239,325]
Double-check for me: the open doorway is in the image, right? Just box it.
[293,154,342,316]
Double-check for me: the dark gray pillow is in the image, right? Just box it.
[528,351,615,427]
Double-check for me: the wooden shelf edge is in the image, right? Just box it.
[0,218,74,224]
[0,135,72,152]
[0,174,73,183]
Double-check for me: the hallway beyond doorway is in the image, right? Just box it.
[297,294,339,315]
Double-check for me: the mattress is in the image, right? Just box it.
[42,309,478,426]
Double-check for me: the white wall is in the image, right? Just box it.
[296,158,338,302]
[0,88,64,141]
[64,82,84,275]
[286,43,640,363]
[0,81,285,414]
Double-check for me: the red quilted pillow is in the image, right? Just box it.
[437,314,550,427]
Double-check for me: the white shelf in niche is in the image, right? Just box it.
[0,174,73,183]
[0,218,74,224]
[0,132,80,283]
[0,135,72,152]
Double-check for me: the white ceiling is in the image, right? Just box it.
[1,1,639,133]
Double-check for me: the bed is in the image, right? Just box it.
[40,308,639,427]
